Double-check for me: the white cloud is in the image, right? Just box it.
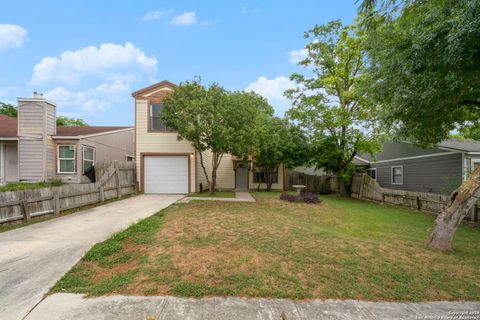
[288,48,308,64]
[171,12,197,26]
[0,24,27,51]
[142,9,173,21]
[245,76,296,116]
[30,42,157,85]
[45,79,130,115]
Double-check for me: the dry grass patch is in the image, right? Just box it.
[52,193,480,301]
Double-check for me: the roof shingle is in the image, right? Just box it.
[0,114,18,138]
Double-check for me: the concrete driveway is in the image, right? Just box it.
[0,194,183,320]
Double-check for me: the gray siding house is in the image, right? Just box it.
[0,93,134,184]
[356,141,480,194]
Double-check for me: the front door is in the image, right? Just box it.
[235,162,248,190]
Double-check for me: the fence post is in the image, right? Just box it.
[359,174,366,199]
[20,198,30,222]
[415,196,421,211]
[114,161,121,199]
[381,192,385,203]
[99,186,105,202]
[53,192,60,216]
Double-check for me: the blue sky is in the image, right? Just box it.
[0,1,357,125]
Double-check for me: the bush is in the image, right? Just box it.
[279,192,321,204]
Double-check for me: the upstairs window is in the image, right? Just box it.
[149,103,172,132]
[58,145,76,173]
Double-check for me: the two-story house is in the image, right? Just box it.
[132,80,285,194]
[0,93,134,184]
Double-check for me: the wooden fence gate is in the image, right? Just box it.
[0,161,136,224]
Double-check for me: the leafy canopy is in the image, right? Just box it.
[56,116,88,126]
[161,79,271,157]
[0,102,18,117]
[0,102,88,126]
[363,0,480,145]
[286,20,382,176]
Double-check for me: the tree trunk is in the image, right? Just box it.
[210,169,217,195]
[428,167,480,251]
[337,174,348,196]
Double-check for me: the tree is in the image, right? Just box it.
[56,116,88,126]
[362,0,480,250]
[0,102,17,117]
[253,116,309,191]
[286,20,383,195]
[161,79,270,194]
[0,102,88,126]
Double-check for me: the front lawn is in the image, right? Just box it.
[52,193,480,301]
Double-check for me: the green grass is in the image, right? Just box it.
[0,194,138,234]
[52,193,480,301]
[0,180,63,192]
[188,191,236,198]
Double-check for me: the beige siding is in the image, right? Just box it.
[46,137,56,180]
[197,151,235,190]
[135,99,196,192]
[0,142,18,182]
[18,139,44,181]
[18,102,44,136]
[17,99,57,181]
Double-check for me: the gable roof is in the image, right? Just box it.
[131,80,177,98]
[55,126,132,137]
[355,138,480,164]
[0,114,18,138]
[438,138,480,152]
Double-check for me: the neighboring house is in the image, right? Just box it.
[0,93,134,184]
[132,80,285,194]
[356,140,480,194]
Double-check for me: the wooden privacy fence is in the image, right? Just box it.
[350,173,479,220]
[0,161,136,224]
[286,171,339,194]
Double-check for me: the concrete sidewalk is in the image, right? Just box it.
[25,293,480,320]
[0,194,183,320]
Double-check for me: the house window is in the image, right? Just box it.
[83,146,95,174]
[58,145,76,173]
[253,164,278,183]
[149,103,172,132]
[366,168,377,180]
[391,165,403,185]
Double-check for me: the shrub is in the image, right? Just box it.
[279,192,321,204]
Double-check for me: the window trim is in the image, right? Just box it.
[57,144,76,174]
[82,145,95,175]
[471,159,480,172]
[148,103,173,133]
[391,165,403,185]
[366,168,377,180]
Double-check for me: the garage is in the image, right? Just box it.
[143,155,189,194]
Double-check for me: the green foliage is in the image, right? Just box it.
[253,116,309,190]
[0,102,17,117]
[363,0,480,145]
[161,78,272,193]
[0,181,63,192]
[286,20,383,189]
[56,116,88,126]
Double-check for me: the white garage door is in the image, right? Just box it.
[144,156,189,194]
